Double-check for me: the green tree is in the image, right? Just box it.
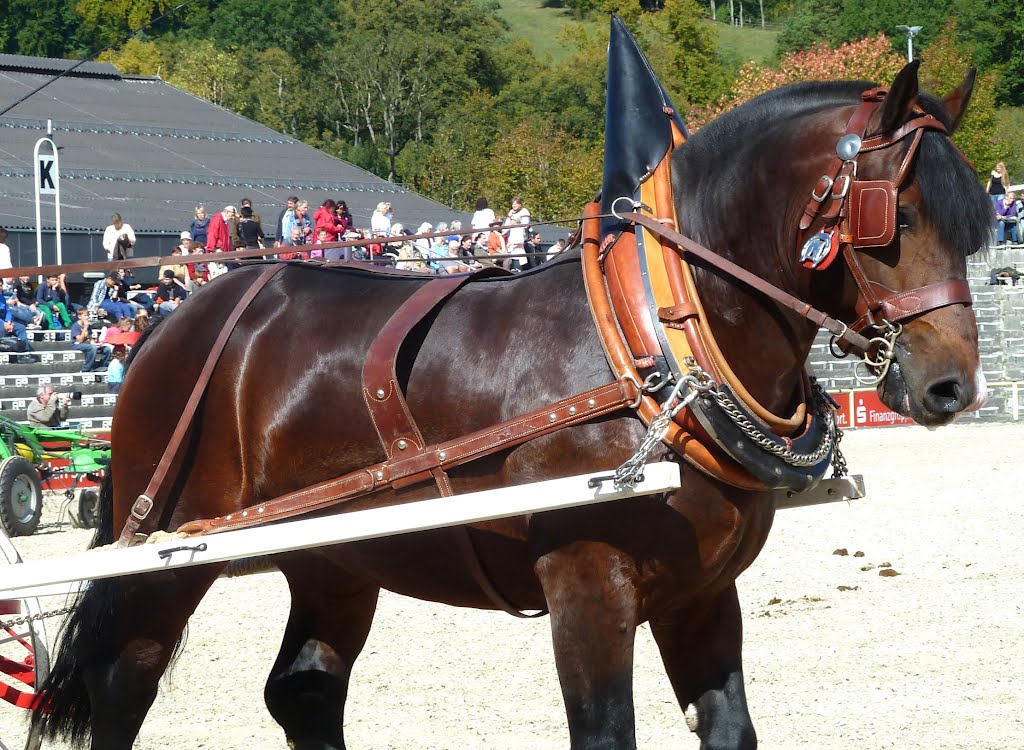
[639,0,731,110]
[499,28,606,143]
[315,0,510,181]
[75,0,174,47]
[100,37,163,75]
[479,119,603,221]
[836,0,954,52]
[230,47,310,136]
[181,0,346,70]
[163,39,242,109]
[918,21,999,178]
[0,0,82,58]
[406,90,508,208]
[774,0,843,56]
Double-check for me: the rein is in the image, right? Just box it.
[620,211,872,353]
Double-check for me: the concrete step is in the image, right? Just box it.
[1,350,82,366]
[0,371,106,388]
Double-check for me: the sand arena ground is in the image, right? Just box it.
[2,422,1021,749]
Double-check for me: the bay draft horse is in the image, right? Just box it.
[36,63,990,749]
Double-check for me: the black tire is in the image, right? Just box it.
[78,489,101,529]
[0,456,43,537]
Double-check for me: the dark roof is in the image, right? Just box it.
[0,56,466,236]
[0,54,121,79]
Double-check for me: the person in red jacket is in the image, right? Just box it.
[313,199,343,241]
[206,205,236,253]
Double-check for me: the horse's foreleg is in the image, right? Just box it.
[85,567,222,750]
[650,583,756,750]
[266,554,379,750]
[536,547,640,750]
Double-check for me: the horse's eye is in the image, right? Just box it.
[897,208,915,232]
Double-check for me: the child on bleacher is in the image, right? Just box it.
[106,345,127,394]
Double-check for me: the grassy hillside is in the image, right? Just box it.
[495,0,777,65]
[713,19,778,66]
[495,0,596,61]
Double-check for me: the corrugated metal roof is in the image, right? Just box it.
[0,55,466,235]
[0,54,122,79]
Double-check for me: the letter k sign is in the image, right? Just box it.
[38,156,57,195]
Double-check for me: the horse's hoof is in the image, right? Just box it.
[684,703,699,732]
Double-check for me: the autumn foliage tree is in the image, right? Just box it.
[689,34,905,128]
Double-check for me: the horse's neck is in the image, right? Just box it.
[677,164,825,414]
[676,109,855,414]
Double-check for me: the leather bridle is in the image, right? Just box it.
[797,87,974,381]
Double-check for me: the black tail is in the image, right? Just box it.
[30,469,118,746]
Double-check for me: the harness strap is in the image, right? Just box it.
[176,378,641,536]
[621,211,873,353]
[848,279,973,333]
[360,268,542,617]
[116,263,287,547]
[798,94,882,231]
[362,272,490,464]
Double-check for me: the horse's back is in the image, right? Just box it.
[113,259,607,526]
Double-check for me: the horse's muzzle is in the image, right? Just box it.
[878,348,982,427]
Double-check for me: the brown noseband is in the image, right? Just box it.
[798,87,974,365]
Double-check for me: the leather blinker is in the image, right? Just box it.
[849,179,897,248]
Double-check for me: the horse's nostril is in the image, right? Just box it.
[924,378,966,414]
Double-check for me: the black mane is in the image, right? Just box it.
[675,80,991,260]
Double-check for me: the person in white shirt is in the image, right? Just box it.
[102,214,136,260]
[0,228,11,270]
[371,202,392,236]
[546,238,567,261]
[470,197,495,232]
[503,196,531,271]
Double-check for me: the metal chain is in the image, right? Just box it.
[707,383,836,467]
[613,371,713,487]
[829,414,849,479]
[614,359,846,484]
[0,604,76,630]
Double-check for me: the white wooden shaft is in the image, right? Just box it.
[0,463,680,599]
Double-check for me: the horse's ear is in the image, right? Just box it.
[940,67,976,135]
[879,61,921,133]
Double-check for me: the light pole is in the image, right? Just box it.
[895,25,922,63]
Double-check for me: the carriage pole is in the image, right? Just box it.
[0,463,681,600]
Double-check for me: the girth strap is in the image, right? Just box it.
[360,269,544,617]
[116,263,287,547]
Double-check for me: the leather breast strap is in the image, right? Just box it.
[175,378,640,535]
[360,269,545,617]
[116,263,287,547]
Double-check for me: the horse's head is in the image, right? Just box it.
[814,63,991,426]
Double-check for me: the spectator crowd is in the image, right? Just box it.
[0,193,571,392]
